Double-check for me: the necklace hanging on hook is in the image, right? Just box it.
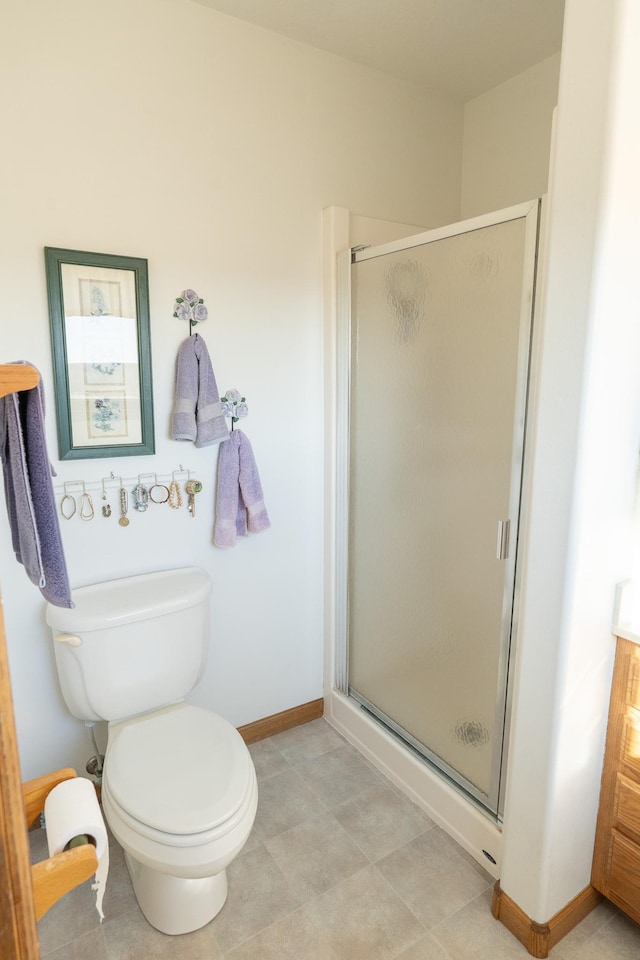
[119,486,130,527]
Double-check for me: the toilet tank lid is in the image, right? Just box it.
[45,567,212,633]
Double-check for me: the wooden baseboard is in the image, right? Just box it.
[492,881,602,958]
[237,698,324,744]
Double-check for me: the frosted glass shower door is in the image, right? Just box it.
[346,203,538,815]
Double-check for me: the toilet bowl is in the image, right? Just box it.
[45,567,258,935]
[102,702,258,934]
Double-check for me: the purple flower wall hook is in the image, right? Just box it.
[221,388,248,430]
[174,289,208,331]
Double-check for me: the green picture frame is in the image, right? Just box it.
[45,247,155,460]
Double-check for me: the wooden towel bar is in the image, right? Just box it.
[0,361,98,958]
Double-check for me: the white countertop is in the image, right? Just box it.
[613,580,640,644]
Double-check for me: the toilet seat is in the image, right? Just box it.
[104,702,254,842]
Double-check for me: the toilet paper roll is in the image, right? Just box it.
[44,777,109,921]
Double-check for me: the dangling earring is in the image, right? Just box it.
[101,478,111,517]
[60,482,76,519]
[80,489,94,521]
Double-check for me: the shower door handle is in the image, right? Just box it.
[496,520,511,560]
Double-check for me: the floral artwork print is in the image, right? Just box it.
[90,362,122,377]
[86,395,127,437]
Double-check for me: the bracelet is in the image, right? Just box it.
[149,483,170,504]
[168,481,182,509]
[133,483,149,512]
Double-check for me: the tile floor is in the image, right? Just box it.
[32,718,640,959]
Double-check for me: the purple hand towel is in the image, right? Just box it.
[172,334,229,448]
[0,365,73,607]
[214,430,270,548]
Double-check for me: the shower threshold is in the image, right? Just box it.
[325,688,503,875]
[349,688,501,822]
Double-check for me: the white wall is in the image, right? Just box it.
[321,24,640,930]
[461,53,561,218]
[500,0,640,921]
[455,20,640,921]
[8,0,621,929]
[0,0,463,779]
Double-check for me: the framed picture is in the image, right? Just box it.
[45,248,155,460]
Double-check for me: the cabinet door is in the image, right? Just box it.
[615,773,640,843]
[621,713,640,781]
[592,637,640,917]
[0,601,40,959]
[608,831,640,924]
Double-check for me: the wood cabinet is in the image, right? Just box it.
[592,635,640,922]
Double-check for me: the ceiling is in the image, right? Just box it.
[190,0,565,102]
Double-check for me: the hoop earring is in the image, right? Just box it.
[60,494,76,519]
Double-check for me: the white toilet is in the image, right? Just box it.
[45,567,258,936]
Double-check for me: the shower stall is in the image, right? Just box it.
[330,200,540,840]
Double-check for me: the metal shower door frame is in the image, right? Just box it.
[334,199,541,819]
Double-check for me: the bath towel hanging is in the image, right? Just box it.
[172,334,229,448]
[0,363,73,607]
[214,430,270,548]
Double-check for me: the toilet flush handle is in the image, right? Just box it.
[55,633,82,648]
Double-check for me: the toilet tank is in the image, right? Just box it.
[45,567,212,722]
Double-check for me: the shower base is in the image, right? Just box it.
[325,689,502,877]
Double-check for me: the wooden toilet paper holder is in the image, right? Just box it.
[23,769,98,920]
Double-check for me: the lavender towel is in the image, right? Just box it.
[172,334,229,448]
[214,430,270,548]
[0,365,73,607]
